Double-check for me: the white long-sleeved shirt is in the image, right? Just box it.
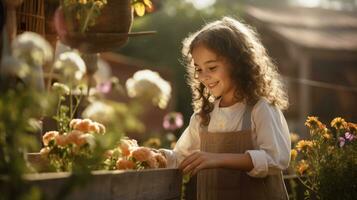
[162,98,291,178]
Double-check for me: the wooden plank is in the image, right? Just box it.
[24,169,182,200]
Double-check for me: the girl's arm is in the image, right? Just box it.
[179,151,254,175]
[161,114,201,168]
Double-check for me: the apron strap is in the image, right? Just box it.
[241,105,253,131]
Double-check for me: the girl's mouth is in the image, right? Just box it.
[207,81,219,89]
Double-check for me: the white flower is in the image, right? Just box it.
[53,51,86,85]
[82,101,116,124]
[12,32,53,66]
[0,56,30,78]
[126,69,171,109]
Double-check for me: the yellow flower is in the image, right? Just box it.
[331,117,348,130]
[143,138,161,149]
[295,140,313,151]
[290,149,298,161]
[305,116,321,129]
[79,0,87,4]
[290,133,300,144]
[323,132,332,140]
[297,160,309,175]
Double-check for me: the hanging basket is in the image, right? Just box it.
[56,0,146,53]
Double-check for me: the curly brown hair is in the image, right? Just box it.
[182,17,288,126]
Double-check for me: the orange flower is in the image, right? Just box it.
[116,158,135,170]
[73,119,92,132]
[131,147,152,162]
[69,119,81,129]
[88,123,100,133]
[297,160,309,175]
[119,138,138,157]
[55,134,69,147]
[146,155,159,168]
[42,131,59,146]
[347,122,357,133]
[95,122,106,134]
[154,153,167,168]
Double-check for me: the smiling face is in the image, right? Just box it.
[192,44,238,106]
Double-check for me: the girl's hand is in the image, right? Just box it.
[179,151,221,175]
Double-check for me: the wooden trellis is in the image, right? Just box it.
[16,0,45,35]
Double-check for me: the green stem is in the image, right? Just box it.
[81,3,96,33]
[56,96,62,131]
[69,89,73,122]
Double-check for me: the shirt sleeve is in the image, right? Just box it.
[245,99,291,178]
[160,114,201,168]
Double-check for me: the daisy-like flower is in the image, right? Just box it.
[305,116,325,131]
[295,140,313,152]
[53,51,86,85]
[126,69,171,109]
[331,117,348,130]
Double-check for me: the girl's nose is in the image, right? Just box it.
[199,71,210,82]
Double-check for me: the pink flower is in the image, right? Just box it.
[163,112,183,131]
[339,137,346,147]
[116,158,135,170]
[96,81,112,94]
[345,132,355,141]
[42,131,59,146]
[131,147,152,162]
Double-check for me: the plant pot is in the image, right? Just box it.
[55,0,134,53]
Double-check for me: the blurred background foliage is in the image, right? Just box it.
[118,0,357,126]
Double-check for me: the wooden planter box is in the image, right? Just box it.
[24,169,182,200]
[25,153,182,200]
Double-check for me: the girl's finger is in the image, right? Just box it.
[182,156,203,174]
[179,152,200,169]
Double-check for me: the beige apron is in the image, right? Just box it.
[197,106,288,200]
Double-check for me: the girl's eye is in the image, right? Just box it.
[195,68,202,73]
[209,66,217,71]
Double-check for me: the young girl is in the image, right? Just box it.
[162,17,291,200]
